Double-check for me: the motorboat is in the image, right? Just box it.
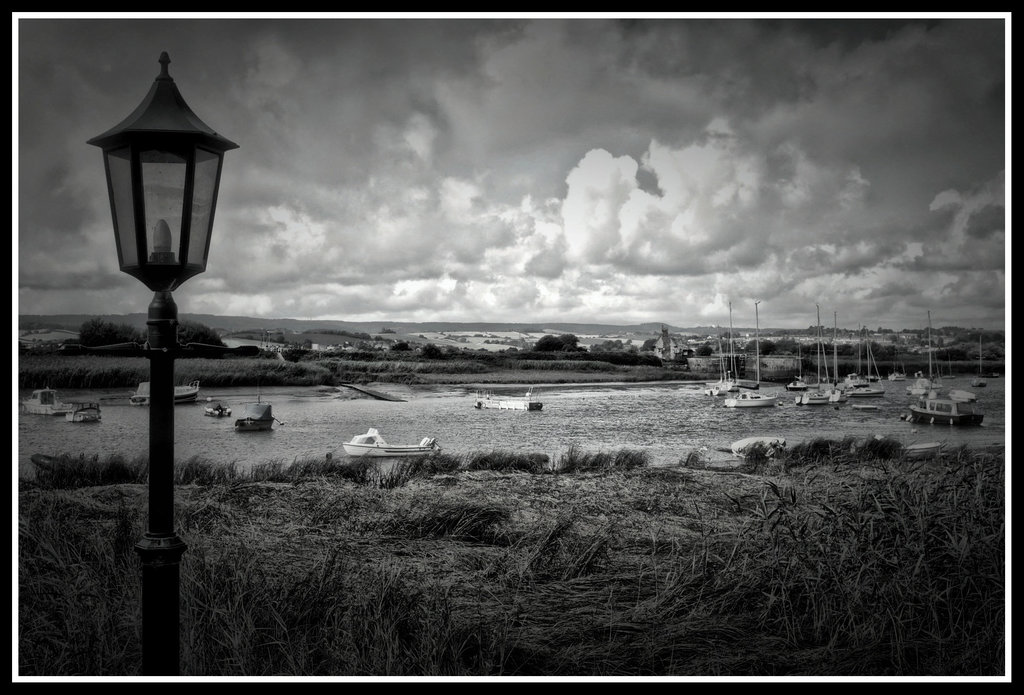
[204,400,232,417]
[234,400,276,432]
[21,387,74,416]
[475,388,543,411]
[723,391,779,408]
[343,428,441,457]
[130,380,201,406]
[906,391,984,426]
[65,401,101,423]
[851,404,880,411]
[730,436,786,458]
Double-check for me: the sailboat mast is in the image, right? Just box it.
[927,310,933,380]
[815,304,823,389]
[833,312,839,386]
[728,301,736,378]
[754,300,761,383]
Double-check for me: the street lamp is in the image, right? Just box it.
[88,52,238,676]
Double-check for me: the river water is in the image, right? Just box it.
[17,378,1006,479]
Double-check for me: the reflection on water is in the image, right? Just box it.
[18,379,1006,478]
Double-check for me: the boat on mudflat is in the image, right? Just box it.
[723,391,779,408]
[730,436,786,458]
[905,392,984,426]
[904,441,946,460]
[785,376,809,392]
[342,428,441,457]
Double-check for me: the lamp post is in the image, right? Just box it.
[88,52,238,676]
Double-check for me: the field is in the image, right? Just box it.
[17,442,1006,678]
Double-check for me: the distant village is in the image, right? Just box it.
[19,320,1005,368]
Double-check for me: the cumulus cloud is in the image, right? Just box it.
[16,16,1007,329]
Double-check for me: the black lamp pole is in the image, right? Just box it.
[88,52,238,676]
[138,291,186,675]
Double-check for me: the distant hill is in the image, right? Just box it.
[18,313,727,337]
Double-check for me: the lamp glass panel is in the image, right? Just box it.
[140,149,187,266]
[187,148,221,267]
[105,147,137,267]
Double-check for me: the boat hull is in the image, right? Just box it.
[731,436,786,458]
[475,399,543,410]
[65,402,102,423]
[904,442,945,459]
[723,394,779,408]
[234,418,273,432]
[342,444,439,457]
[846,388,885,398]
[22,403,74,415]
[474,389,543,410]
[907,405,984,426]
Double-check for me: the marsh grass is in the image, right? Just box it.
[557,444,650,472]
[18,440,1005,677]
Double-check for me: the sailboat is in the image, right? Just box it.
[845,327,885,398]
[888,337,907,381]
[704,326,738,396]
[786,343,809,391]
[825,312,847,404]
[798,305,831,406]
[906,311,940,396]
[234,382,280,432]
[730,302,760,390]
[970,335,987,388]
[724,300,779,408]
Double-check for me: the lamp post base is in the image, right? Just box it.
[135,531,187,675]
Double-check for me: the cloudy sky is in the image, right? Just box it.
[15,13,1009,331]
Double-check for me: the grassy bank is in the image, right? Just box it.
[18,353,1005,391]
[17,354,689,389]
[18,440,1005,677]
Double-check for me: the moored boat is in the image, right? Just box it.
[130,380,201,406]
[724,391,779,408]
[234,400,275,431]
[65,401,102,423]
[21,387,75,416]
[906,392,984,426]
[204,400,232,417]
[475,388,543,411]
[342,428,441,457]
